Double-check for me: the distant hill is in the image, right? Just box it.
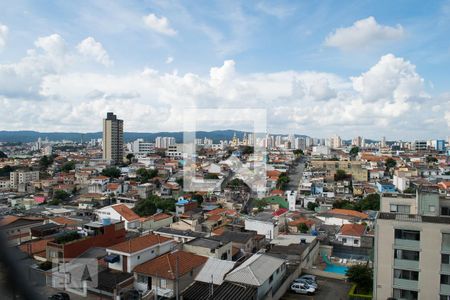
[0,130,308,143]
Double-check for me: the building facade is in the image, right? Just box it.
[102,112,124,165]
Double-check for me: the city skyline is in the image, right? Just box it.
[0,1,449,139]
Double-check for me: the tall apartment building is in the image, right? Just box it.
[155,136,175,149]
[10,170,39,190]
[102,112,124,165]
[130,139,153,155]
[412,140,427,151]
[374,191,450,299]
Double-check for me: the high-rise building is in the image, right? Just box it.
[102,112,124,165]
[381,136,386,148]
[374,190,450,299]
[352,136,362,147]
[330,134,342,149]
[155,136,176,149]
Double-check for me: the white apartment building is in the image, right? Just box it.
[9,170,39,190]
[129,139,153,155]
[155,136,175,149]
[374,191,450,300]
[165,144,184,158]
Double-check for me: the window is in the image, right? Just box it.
[136,274,147,283]
[394,249,419,261]
[443,234,450,250]
[395,229,420,241]
[394,269,419,281]
[137,256,140,260]
[442,207,450,216]
[269,274,273,283]
[443,254,450,264]
[393,288,418,300]
[160,279,167,288]
[430,205,436,212]
[390,204,411,214]
[441,295,450,300]
[442,275,450,285]
[342,238,347,243]
[354,239,359,245]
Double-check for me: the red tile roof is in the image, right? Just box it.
[111,204,140,221]
[272,208,288,217]
[133,250,207,279]
[108,234,173,253]
[339,224,366,237]
[50,217,80,226]
[326,209,368,219]
[288,217,315,227]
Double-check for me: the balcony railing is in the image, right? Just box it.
[394,259,419,270]
[393,278,418,290]
[394,239,420,250]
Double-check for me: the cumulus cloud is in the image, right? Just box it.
[325,16,404,50]
[77,37,113,66]
[143,13,177,36]
[0,23,8,49]
[0,37,448,139]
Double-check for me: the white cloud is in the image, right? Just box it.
[77,37,113,66]
[0,23,8,49]
[256,2,295,19]
[165,56,174,64]
[34,34,67,57]
[325,16,404,50]
[143,13,177,36]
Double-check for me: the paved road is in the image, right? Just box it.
[281,277,351,300]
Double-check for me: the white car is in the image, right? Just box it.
[293,278,318,289]
[291,283,316,295]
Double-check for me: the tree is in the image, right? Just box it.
[276,172,290,190]
[48,199,61,206]
[0,165,14,177]
[255,199,268,212]
[293,149,304,156]
[126,153,134,164]
[61,161,76,172]
[307,202,318,211]
[297,223,309,233]
[426,156,438,163]
[334,169,349,181]
[102,167,121,178]
[133,195,175,216]
[346,264,373,294]
[358,193,380,211]
[39,155,53,170]
[136,168,158,183]
[0,151,7,158]
[385,158,396,169]
[349,146,360,156]
[403,187,416,194]
[53,190,70,202]
[240,146,254,155]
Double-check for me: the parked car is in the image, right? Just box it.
[48,293,70,300]
[293,278,318,289]
[299,274,317,282]
[291,282,315,295]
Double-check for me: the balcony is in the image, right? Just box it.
[393,278,418,290]
[441,284,450,296]
[442,263,450,275]
[394,259,419,270]
[394,239,420,250]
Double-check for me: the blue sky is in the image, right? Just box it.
[0,0,449,139]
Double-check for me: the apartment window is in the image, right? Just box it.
[442,207,450,216]
[440,295,450,300]
[443,254,450,264]
[443,234,450,250]
[394,249,419,261]
[395,229,420,241]
[354,239,359,245]
[393,288,418,300]
[429,205,436,212]
[390,204,411,214]
[394,269,419,281]
[442,275,450,285]
[160,279,167,288]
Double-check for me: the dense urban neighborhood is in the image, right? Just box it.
[0,113,449,299]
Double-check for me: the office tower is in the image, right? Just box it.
[374,190,450,299]
[102,112,124,165]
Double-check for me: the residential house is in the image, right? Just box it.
[105,233,176,273]
[140,213,173,231]
[183,237,232,260]
[224,253,286,300]
[336,223,366,247]
[133,250,207,298]
[95,204,140,230]
[0,216,44,245]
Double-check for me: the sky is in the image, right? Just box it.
[0,0,449,140]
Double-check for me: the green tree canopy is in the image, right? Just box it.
[297,223,309,233]
[133,195,175,216]
[136,168,158,183]
[350,146,360,156]
[102,167,121,178]
[346,264,373,294]
[358,193,380,211]
[293,149,304,156]
[39,155,53,170]
[61,161,76,172]
[53,190,70,201]
[334,169,350,181]
[307,202,318,211]
[276,172,290,190]
[0,151,7,158]
[385,158,397,169]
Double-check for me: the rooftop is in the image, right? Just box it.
[378,212,450,224]
[108,234,173,254]
[186,237,226,249]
